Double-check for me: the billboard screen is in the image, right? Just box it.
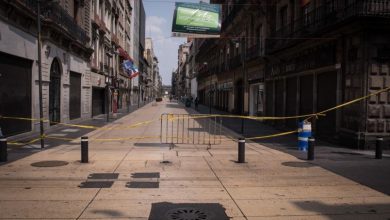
[172,2,221,38]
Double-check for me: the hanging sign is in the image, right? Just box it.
[171,2,221,38]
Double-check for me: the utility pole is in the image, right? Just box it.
[37,0,45,149]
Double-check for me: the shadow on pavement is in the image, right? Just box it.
[1,103,150,165]
[293,200,390,219]
[190,103,390,196]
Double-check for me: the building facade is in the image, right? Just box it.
[90,0,134,117]
[265,0,390,147]
[0,0,146,138]
[0,0,92,137]
[193,0,390,148]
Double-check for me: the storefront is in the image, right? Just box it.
[0,52,32,137]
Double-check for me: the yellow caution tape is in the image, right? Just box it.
[3,87,390,145]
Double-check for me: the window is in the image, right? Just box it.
[280,6,288,28]
[302,3,311,26]
[73,0,80,24]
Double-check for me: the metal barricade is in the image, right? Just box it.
[160,114,222,145]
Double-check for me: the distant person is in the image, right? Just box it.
[194,97,199,110]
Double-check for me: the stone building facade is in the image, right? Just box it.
[0,0,93,137]
[194,0,390,148]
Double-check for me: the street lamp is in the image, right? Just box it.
[232,38,246,134]
[241,37,246,134]
[203,62,212,115]
[105,75,111,122]
[37,0,44,149]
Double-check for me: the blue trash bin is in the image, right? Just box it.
[298,121,311,151]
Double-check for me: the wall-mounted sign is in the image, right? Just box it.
[172,2,221,38]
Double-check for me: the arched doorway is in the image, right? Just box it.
[49,59,61,125]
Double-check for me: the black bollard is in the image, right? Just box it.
[375,137,383,159]
[307,137,315,161]
[81,136,88,163]
[238,138,245,163]
[0,138,7,162]
[0,138,8,162]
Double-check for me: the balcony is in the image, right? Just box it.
[92,13,102,28]
[99,62,104,73]
[111,33,119,46]
[221,0,245,31]
[19,0,89,45]
[91,59,99,73]
[267,0,390,54]
[198,65,209,77]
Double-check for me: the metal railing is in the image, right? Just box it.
[160,114,222,145]
[19,0,89,45]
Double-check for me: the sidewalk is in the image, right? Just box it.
[5,102,151,163]
[194,104,390,195]
[0,100,389,219]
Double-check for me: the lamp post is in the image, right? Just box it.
[105,75,111,122]
[203,62,212,114]
[232,37,246,134]
[37,0,45,149]
[241,37,246,134]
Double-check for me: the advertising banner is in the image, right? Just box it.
[172,2,221,38]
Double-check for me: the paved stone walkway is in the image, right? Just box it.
[0,99,389,219]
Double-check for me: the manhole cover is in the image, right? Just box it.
[165,208,214,220]
[31,160,69,167]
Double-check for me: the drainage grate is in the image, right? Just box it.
[126,181,159,188]
[88,173,119,179]
[165,208,214,220]
[79,181,114,188]
[148,202,229,220]
[131,172,160,178]
[31,161,69,167]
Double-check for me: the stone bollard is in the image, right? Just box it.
[81,136,89,163]
[238,138,245,163]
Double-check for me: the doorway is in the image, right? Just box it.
[49,59,61,125]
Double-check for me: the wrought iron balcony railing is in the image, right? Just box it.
[19,0,89,45]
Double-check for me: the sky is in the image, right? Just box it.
[144,0,210,85]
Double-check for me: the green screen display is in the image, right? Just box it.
[172,2,221,38]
